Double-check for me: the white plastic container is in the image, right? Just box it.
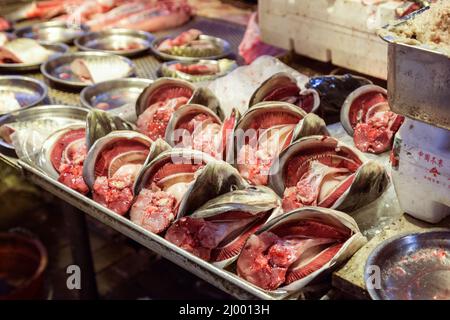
[258,0,403,79]
[391,118,450,223]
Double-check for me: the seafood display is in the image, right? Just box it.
[70,56,133,84]
[39,125,89,194]
[131,149,215,234]
[135,78,195,140]
[249,73,320,114]
[165,103,237,160]
[0,38,53,64]
[237,207,366,293]
[37,110,133,194]
[166,181,281,266]
[83,131,152,215]
[155,29,226,59]
[269,135,389,212]
[160,59,237,82]
[340,85,404,154]
[235,102,328,185]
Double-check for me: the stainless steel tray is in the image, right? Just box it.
[0,42,69,72]
[0,76,48,115]
[80,78,153,121]
[380,8,450,130]
[365,230,450,300]
[41,52,136,90]
[74,29,154,57]
[14,21,89,44]
[2,156,274,300]
[151,34,232,61]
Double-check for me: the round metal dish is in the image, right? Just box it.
[74,28,154,57]
[0,76,48,115]
[14,21,89,44]
[365,230,450,300]
[151,34,232,61]
[0,42,69,72]
[158,59,238,82]
[41,51,136,90]
[80,78,153,121]
[0,105,88,152]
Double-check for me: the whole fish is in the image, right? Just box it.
[0,38,53,64]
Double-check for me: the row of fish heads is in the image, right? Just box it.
[37,111,368,298]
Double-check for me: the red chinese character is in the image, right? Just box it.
[424,154,430,162]
[418,151,424,158]
[429,167,440,177]
[431,157,437,164]
[438,159,443,168]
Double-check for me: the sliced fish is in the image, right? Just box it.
[0,38,52,64]
[70,56,132,84]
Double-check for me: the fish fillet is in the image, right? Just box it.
[70,57,132,83]
[0,38,52,64]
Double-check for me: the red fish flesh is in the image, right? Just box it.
[343,85,404,154]
[169,62,219,75]
[165,211,267,262]
[130,158,205,234]
[91,140,149,215]
[237,219,349,290]
[50,128,89,194]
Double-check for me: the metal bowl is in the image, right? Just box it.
[14,21,89,44]
[0,105,88,152]
[151,34,232,61]
[365,230,450,300]
[41,51,136,90]
[158,59,238,82]
[0,76,48,115]
[0,42,69,72]
[74,28,154,57]
[80,78,153,121]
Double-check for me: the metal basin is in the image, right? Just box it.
[75,28,154,57]
[14,21,89,44]
[365,230,450,300]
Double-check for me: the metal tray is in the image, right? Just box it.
[14,21,89,44]
[151,34,232,61]
[380,7,450,130]
[80,78,153,121]
[158,59,238,82]
[41,52,136,91]
[365,230,450,300]
[0,76,48,115]
[0,105,87,152]
[0,42,69,72]
[75,29,154,57]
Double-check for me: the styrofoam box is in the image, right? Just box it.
[259,0,402,79]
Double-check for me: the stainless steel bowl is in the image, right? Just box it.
[41,51,136,90]
[365,230,450,300]
[0,76,48,115]
[379,7,450,130]
[151,34,232,61]
[0,105,88,153]
[74,28,154,57]
[80,78,153,121]
[0,42,69,72]
[14,21,89,44]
